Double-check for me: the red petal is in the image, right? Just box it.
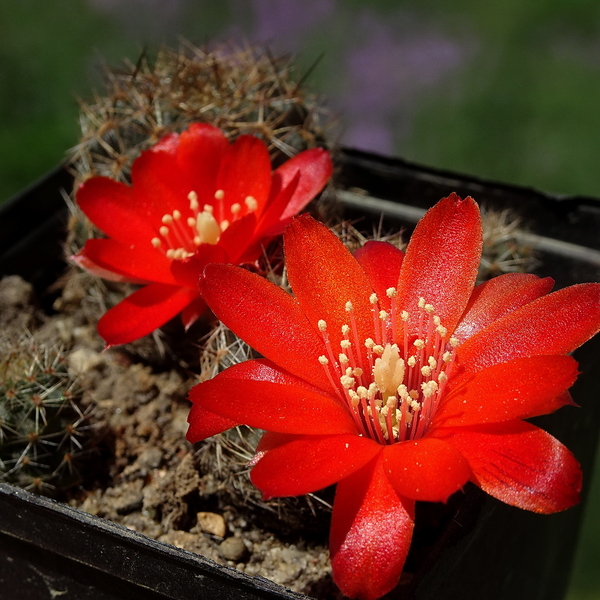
[187,360,324,442]
[440,421,582,513]
[131,149,189,224]
[71,251,143,284]
[191,372,358,436]
[253,171,300,237]
[456,283,600,373]
[186,405,238,441]
[434,355,579,428]
[170,243,229,289]
[98,283,197,347]
[453,273,554,343]
[353,241,404,311]
[275,147,333,221]
[250,433,381,498]
[180,296,207,330]
[330,455,415,600]
[284,215,375,369]
[382,437,471,502]
[76,177,157,245]
[200,263,331,390]
[215,135,272,223]
[396,194,482,336]
[76,239,177,285]
[175,123,229,208]
[216,213,259,264]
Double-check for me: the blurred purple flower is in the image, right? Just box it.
[340,11,465,153]
[250,0,335,49]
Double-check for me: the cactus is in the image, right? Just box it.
[479,206,537,279]
[0,335,96,493]
[69,41,329,189]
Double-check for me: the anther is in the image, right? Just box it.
[151,237,161,248]
[418,297,426,309]
[214,189,225,200]
[401,311,409,321]
[162,215,173,225]
[340,375,355,389]
[245,196,258,211]
[318,320,327,332]
[413,339,425,350]
[318,356,329,365]
[345,301,353,312]
[386,288,397,298]
[370,293,378,304]
[173,210,181,220]
[379,310,388,321]
[231,203,241,215]
[159,226,169,236]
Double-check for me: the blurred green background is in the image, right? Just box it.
[1,1,600,598]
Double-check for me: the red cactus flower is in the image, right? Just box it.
[72,123,332,347]
[187,194,600,600]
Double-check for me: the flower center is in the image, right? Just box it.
[150,190,258,260]
[317,291,457,444]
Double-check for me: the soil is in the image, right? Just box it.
[0,271,343,599]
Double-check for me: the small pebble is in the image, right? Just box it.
[219,537,248,562]
[197,512,227,537]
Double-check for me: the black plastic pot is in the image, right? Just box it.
[1,149,600,600]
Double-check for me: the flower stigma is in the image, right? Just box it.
[317,294,457,444]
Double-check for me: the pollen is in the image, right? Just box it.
[188,191,199,210]
[315,294,457,445]
[245,196,258,212]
